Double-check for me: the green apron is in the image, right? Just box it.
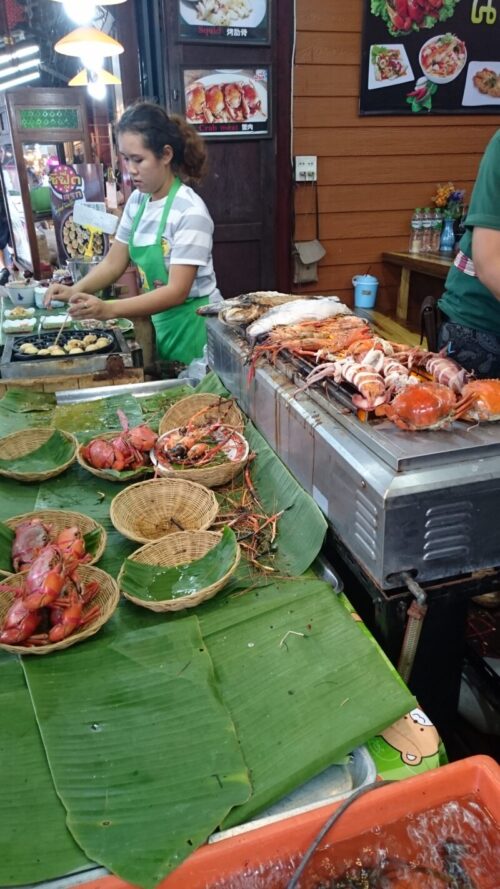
[128,177,208,364]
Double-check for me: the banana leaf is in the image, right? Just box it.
[0,429,75,473]
[195,576,416,827]
[53,394,144,441]
[0,388,56,414]
[22,612,251,889]
[0,476,38,521]
[120,527,238,602]
[0,653,90,886]
[0,521,14,572]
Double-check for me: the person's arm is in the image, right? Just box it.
[471,226,500,302]
[68,264,197,322]
[44,240,131,306]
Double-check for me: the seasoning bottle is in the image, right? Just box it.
[409,208,423,254]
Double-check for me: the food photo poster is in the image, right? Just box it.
[49,164,108,265]
[178,0,270,44]
[361,0,500,114]
[182,67,271,138]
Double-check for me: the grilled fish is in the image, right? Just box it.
[247,297,351,340]
[196,291,313,320]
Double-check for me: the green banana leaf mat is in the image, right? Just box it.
[0,377,415,888]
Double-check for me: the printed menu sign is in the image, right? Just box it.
[183,67,271,138]
[49,164,108,265]
[178,0,270,44]
[361,1,500,114]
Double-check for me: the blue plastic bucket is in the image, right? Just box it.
[352,274,379,309]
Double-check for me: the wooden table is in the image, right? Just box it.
[383,251,452,323]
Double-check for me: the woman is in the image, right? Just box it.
[438,129,500,377]
[45,102,222,364]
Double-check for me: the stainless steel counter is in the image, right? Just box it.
[206,317,500,590]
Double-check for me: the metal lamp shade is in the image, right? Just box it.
[54,28,124,58]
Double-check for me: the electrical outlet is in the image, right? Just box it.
[295,155,317,182]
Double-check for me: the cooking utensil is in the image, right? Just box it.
[53,312,71,347]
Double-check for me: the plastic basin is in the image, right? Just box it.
[75,755,500,889]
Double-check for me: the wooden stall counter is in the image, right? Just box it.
[383,251,452,328]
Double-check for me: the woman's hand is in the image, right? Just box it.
[68,292,113,322]
[44,282,73,307]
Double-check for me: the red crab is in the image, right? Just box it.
[376,382,474,431]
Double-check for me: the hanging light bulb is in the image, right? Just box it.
[51,0,128,18]
[79,52,105,73]
[60,0,97,25]
[88,80,107,101]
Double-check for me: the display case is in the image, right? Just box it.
[0,88,92,278]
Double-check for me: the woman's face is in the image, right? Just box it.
[118,131,173,199]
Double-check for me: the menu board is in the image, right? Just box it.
[183,67,271,138]
[49,164,108,266]
[361,1,500,114]
[178,0,270,44]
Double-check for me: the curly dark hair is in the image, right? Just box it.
[115,101,208,183]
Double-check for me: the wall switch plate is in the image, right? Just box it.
[295,155,317,182]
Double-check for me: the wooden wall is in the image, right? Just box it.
[292,1,499,314]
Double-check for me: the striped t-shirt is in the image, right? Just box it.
[116,183,222,302]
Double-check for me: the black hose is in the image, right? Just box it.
[286,779,395,889]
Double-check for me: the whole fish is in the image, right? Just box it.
[247,297,351,340]
[196,291,307,318]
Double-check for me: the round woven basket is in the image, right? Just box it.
[0,428,77,482]
[76,432,154,483]
[5,509,107,567]
[118,530,241,612]
[110,478,219,544]
[159,393,244,437]
[152,426,249,489]
[0,564,120,655]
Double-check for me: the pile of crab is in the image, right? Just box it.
[0,520,98,647]
[251,314,500,431]
[82,409,158,472]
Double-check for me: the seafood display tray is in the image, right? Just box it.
[1,328,133,379]
[207,317,500,588]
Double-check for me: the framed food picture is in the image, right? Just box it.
[178,0,270,45]
[361,1,500,115]
[182,67,271,138]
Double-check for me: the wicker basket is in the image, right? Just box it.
[0,564,120,655]
[152,426,249,489]
[0,428,77,482]
[76,432,154,483]
[110,478,219,544]
[4,509,107,567]
[118,530,241,612]
[159,393,245,437]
